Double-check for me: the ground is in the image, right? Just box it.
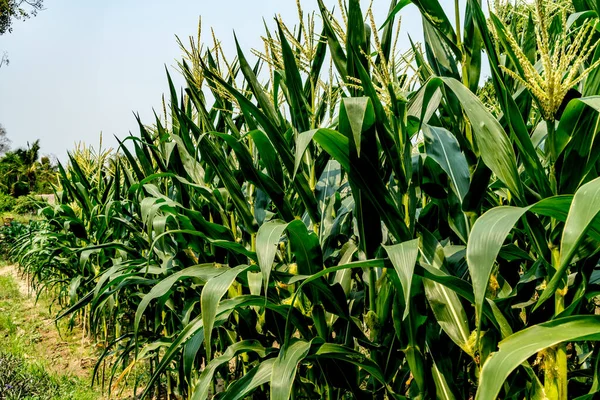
[0,263,167,400]
[0,263,102,400]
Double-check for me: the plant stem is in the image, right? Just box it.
[369,268,377,313]
[555,283,568,399]
[545,245,567,399]
[454,0,461,47]
[556,332,568,399]
[547,119,558,195]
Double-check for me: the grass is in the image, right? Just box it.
[0,352,98,400]
[0,212,38,225]
[0,268,102,400]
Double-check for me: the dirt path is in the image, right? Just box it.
[0,264,97,379]
[0,263,30,296]
[0,265,149,399]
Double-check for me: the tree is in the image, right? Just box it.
[0,0,44,35]
[0,151,24,194]
[14,139,40,193]
[0,139,57,196]
[0,0,44,67]
[0,124,11,155]
[35,155,57,193]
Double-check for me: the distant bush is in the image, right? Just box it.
[0,193,15,212]
[10,181,29,197]
[12,196,43,215]
[0,220,44,261]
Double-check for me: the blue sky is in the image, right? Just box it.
[0,1,448,161]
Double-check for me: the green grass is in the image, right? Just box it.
[0,352,99,400]
[0,275,19,299]
[0,212,38,225]
[0,273,102,400]
[0,276,18,337]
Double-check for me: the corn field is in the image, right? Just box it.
[5,0,600,398]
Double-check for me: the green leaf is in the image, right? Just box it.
[466,196,576,333]
[471,2,551,198]
[256,220,288,291]
[384,239,419,320]
[191,340,268,400]
[317,0,348,81]
[202,264,251,360]
[149,229,257,262]
[467,207,527,334]
[234,36,281,129]
[340,97,376,158]
[463,0,482,92]
[201,62,320,224]
[423,19,460,79]
[423,273,471,352]
[309,128,410,242]
[140,316,205,399]
[134,263,222,336]
[271,340,312,400]
[439,77,524,202]
[197,135,257,232]
[345,0,368,91]
[277,21,310,132]
[538,177,600,308]
[379,0,411,30]
[220,359,275,400]
[213,131,294,221]
[311,342,390,389]
[557,97,600,192]
[286,219,323,276]
[429,345,458,400]
[476,316,600,400]
[339,96,385,256]
[247,129,284,186]
[141,295,305,399]
[411,0,460,57]
[294,130,317,180]
[423,124,470,202]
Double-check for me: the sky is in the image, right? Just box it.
[0,0,451,161]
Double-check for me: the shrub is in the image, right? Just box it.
[12,196,43,215]
[0,352,58,399]
[0,193,15,213]
[10,181,29,197]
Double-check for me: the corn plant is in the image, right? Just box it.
[5,0,600,399]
